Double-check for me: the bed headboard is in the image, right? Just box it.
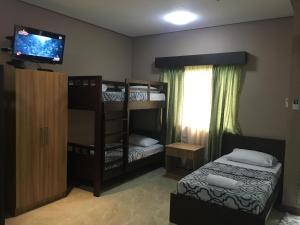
[221,133,286,164]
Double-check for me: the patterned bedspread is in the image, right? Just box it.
[177,162,279,215]
[104,144,163,171]
[102,91,165,102]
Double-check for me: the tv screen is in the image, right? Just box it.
[12,25,65,64]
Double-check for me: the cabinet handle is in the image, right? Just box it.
[45,127,48,146]
[40,128,44,147]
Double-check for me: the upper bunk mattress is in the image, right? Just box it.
[177,155,282,215]
[103,91,165,102]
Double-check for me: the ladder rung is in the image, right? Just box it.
[105,144,123,151]
[105,117,127,121]
[105,131,127,137]
[105,158,123,166]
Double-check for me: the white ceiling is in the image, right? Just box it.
[20,0,294,37]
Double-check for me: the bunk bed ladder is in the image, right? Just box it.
[94,76,103,197]
[123,80,130,171]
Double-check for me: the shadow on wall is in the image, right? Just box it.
[151,62,160,77]
[245,53,258,72]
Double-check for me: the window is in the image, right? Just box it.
[181,65,213,145]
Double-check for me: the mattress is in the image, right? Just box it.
[177,155,282,215]
[102,91,165,102]
[104,144,164,171]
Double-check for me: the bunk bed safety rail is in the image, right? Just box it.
[125,80,168,101]
[68,76,102,111]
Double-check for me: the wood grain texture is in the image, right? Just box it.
[45,72,67,201]
[165,143,205,179]
[4,68,67,216]
[15,69,46,212]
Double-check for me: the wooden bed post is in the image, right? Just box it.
[0,65,4,225]
[123,79,129,171]
[93,76,103,197]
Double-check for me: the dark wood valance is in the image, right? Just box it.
[155,51,247,69]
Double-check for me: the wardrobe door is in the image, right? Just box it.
[44,72,67,198]
[15,70,47,213]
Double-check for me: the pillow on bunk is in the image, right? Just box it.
[102,84,108,92]
[129,134,159,147]
[226,148,278,167]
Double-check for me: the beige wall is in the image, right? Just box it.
[1,0,299,210]
[0,0,132,80]
[132,18,293,140]
[284,0,300,209]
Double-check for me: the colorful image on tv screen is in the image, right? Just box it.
[14,29,64,62]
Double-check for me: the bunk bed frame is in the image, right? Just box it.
[68,76,168,197]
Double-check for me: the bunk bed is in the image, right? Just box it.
[67,76,167,197]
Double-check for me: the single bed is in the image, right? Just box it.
[177,156,282,215]
[170,133,285,225]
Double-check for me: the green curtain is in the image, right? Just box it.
[208,65,242,161]
[159,69,184,144]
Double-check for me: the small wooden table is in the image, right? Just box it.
[165,143,205,179]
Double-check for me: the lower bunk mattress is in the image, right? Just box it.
[104,144,164,171]
[177,156,282,215]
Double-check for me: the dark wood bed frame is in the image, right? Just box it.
[0,65,5,225]
[68,76,168,197]
[170,133,286,225]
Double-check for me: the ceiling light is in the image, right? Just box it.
[163,11,198,25]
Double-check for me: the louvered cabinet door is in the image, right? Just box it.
[15,70,47,214]
[44,72,67,199]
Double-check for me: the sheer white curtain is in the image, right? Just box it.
[181,65,213,146]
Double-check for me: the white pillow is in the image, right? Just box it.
[129,134,159,147]
[226,148,278,167]
[102,84,108,92]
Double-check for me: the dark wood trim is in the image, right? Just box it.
[0,65,5,225]
[3,66,16,217]
[279,205,300,216]
[155,51,248,69]
[93,76,102,197]
[68,76,167,196]
[169,133,286,225]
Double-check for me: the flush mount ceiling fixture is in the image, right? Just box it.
[163,11,198,25]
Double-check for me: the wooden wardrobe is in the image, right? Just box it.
[4,66,68,216]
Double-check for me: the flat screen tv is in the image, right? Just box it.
[12,25,65,64]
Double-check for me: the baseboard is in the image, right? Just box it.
[279,205,300,215]
[12,192,66,217]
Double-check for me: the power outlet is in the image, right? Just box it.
[292,99,300,110]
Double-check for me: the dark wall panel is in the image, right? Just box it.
[155,51,247,69]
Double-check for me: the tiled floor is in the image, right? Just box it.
[6,168,285,225]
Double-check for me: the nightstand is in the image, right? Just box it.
[165,143,205,179]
